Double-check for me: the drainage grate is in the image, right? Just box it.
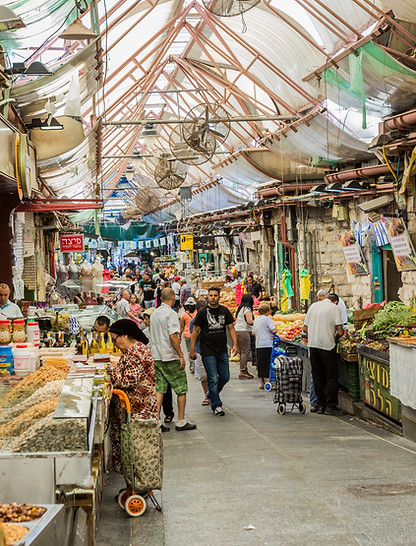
[345,483,416,497]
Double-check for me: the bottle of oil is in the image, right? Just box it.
[98,332,107,354]
[79,328,89,356]
[53,332,61,348]
[106,334,114,353]
[90,332,99,355]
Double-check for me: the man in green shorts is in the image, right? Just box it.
[150,287,197,431]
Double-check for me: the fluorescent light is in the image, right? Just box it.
[342,180,370,191]
[0,6,25,31]
[27,117,64,131]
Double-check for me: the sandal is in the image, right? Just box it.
[201,397,210,406]
[164,415,174,423]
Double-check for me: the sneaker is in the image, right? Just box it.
[317,406,325,414]
[160,424,170,433]
[213,406,225,416]
[175,422,197,431]
[310,406,318,413]
[325,407,346,416]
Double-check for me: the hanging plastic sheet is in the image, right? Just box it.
[282,269,294,298]
[299,269,311,301]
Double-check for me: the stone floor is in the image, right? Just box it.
[96,360,416,546]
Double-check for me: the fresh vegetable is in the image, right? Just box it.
[371,301,416,332]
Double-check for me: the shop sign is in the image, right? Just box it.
[180,234,193,251]
[359,355,401,422]
[145,240,152,249]
[60,234,84,252]
[239,232,255,251]
[193,236,215,251]
[338,232,368,276]
[138,241,144,250]
[385,217,416,271]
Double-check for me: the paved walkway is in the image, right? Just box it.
[96,361,416,546]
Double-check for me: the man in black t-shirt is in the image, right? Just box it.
[190,287,238,416]
[138,273,156,309]
[246,274,262,300]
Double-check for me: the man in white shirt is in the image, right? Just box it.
[0,283,23,319]
[303,295,344,416]
[150,287,196,431]
[113,289,135,321]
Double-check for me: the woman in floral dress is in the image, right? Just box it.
[108,319,162,493]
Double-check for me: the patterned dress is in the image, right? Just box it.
[110,342,157,473]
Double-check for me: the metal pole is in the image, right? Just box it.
[102,151,233,159]
[102,115,298,126]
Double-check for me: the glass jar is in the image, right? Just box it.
[13,319,26,343]
[0,320,11,344]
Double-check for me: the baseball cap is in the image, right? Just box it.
[185,297,196,305]
[174,276,181,281]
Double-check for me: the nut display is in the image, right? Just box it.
[0,380,64,421]
[0,503,46,523]
[9,414,87,453]
[1,523,29,545]
[0,364,69,409]
[0,398,59,438]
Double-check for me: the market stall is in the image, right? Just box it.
[0,346,114,545]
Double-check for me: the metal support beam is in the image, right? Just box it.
[103,115,298,126]
[15,199,104,212]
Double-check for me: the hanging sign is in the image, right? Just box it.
[180,234,193,251]
[193,236,215,251]
[239,232,255,251]
[60,234,84,253]
[385,218,416,271]
[338,232,368,276]
[145,240,152,249]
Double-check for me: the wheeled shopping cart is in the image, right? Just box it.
[264,335,284,392]
[272,346,306,415]
[112,389,162,517]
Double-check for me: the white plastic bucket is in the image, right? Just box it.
[27,322,40,346]
[13,344,32,377]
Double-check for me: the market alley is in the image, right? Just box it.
[97,361,416,546]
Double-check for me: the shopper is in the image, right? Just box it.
[108,319,161,493]
[234,294,255,379]
[246,275,262,301]
[180,297,197,373]
[150,288,196,431]
[190,300,210,406]
[0,283,23,319]
[129,293,141,324]
[253,303,277,389]
[190,286,238,416]
[143,307,175,428]
[114,290,136,320]
[179,278,192,308]
[138,273,156,309]
[328,292,348,327]
[302,293,344,415]
[171,276,181,309]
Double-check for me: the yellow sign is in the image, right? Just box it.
[180,234,193,251]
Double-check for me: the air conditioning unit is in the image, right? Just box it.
[358,195,394,213]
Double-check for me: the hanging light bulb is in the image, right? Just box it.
[125,164,135,182]
[139,123,158,147]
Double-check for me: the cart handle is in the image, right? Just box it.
[112,389,131,414]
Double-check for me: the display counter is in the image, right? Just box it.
[357,343,401,423]
[388,338,416,441]
[1,504,65,546]
[0,356,112,545]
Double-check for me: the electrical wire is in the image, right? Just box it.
[382,144,399,183]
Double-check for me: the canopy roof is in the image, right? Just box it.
[2,0,416,223]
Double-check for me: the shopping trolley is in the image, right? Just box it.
[272,345,306,415]
[264,335,285,392]
[112,389,162,517]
